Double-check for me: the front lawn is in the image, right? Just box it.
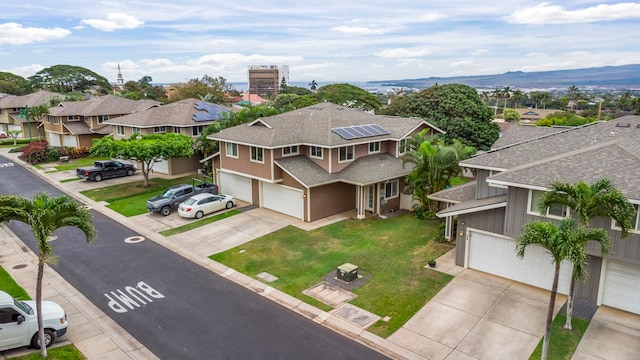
[529,314,589,359]
[0,265,30,300]
[160,210,240,236]
[211,213,454,338]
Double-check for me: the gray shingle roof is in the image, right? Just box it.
[49,95,159,117]
[103,98,229,127]
[492,124,568,149]
[436,195,507,217]
[0,91,64,109]
[209,103,443,148]
[275,153,414,187]
[428,180,477,204]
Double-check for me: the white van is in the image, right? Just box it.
[0,290,68,351]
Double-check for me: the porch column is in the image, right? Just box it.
[357,185,366,219]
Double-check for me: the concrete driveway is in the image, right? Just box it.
[389,268,566,360]
[573,306,640,360]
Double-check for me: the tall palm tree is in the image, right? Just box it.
[538,179,635,329]
[309,80,318,92]
[512,89,524,108]
[0,193,95,358]
[502,86,511,108]
[517,218,608,360]
[491,87,502,117]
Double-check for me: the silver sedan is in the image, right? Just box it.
[178,193,235,219]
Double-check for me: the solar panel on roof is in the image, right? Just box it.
[193,101,228,122]
[332,124,390,140]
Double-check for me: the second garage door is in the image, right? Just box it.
[262,182,303,220]
[467,230,572,294]
[219,172,252,203]
[601,261,640,314]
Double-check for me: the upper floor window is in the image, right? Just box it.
[154,126,166,133]
[250,146,264,163]
[97,115,109,124]
[399,139,409,154]
[369,141,380,154]
[192,125,204,136]
[116,125,125,135]
[527,189,568,219]
[339,145,354,162]
[68,115,80,121]
[310,146,323,159]
[612,204,640,233]
[53,116,59,125]
[384,180,399,199]
[282,146,299,156]
[226,143,238,158]
[45,115,50,123]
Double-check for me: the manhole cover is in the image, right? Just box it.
[124,236,145,244]
[12,264,28,269]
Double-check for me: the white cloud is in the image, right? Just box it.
[451,60,473,67]
[375,47,431,58]
[416,13,445,22]
[505,2,640,24]
[5,64,46,78]
[332,25,386,35]
[80,13,143,32]
[0,23,70,45]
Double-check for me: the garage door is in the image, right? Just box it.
[63,135,77,147]
[601,261,640,314]
[262,182,303,220]
[47,132,61,147]
[467,230,571,294]
[153,159,169,174]
[219,172,252,203]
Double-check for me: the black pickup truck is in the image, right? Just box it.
[77,160,136,182]
[147,179,219,216]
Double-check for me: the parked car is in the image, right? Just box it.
[76,160,136,182]
[147,182,218,216]
[0,290,68,351]
[178,193,235,219]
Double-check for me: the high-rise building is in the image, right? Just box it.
[248,65,289,98]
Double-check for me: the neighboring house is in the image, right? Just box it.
[491,123,567,149]
[429,115,640,315]
[104,98,230,175]
[0,91,64,140]
[515,108,562,122]
[44,94,160,148]
[208,103,444,222]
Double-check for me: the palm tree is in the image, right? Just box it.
[0,193,95,358]
[491,87,501,117]
[538,179,635,329]
[512,89,524,108]
[309,80,318,92]
[502,86,511,108]
[517,218,608,360]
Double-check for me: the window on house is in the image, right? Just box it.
[339,146,354,162]
[251,146,264,162]
[282,146,299,156]
[310,146,323,159]
[116,126,125,135]
[384,180,399,199]
[612,204,640,233]
[226,143,238,158]
[132,127,141,134]
[528,190,568,219]
[399,139,409,154]
[173,127,180,134]
[68,115,80,121]
[45,115,50,123]
[154,126,166,133]
[97,115,109,124]
[192,125,204,136]
[53,116,59,125]
[369,141,380,153]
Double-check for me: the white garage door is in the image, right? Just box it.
[601,261,640,314]
[63,135,77,147]
[219,172,252,203]
[153,159,169,174]
[47,132,61,147]
[262,182,303,220]
[467,230,571,294]
[8,125,21,132]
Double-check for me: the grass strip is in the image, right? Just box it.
[529,314,589,360]
[11,344,85,359]
[160,210,240,236]
[0,265,30,300]
[60,177,83,183]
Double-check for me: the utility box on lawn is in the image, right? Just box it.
[336,263,358,282]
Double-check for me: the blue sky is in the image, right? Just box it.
[1,1,640,85]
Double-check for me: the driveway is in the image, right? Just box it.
[573,306,640,360]
[389,263,566,360]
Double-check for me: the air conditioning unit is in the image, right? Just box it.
[336,263,358,282]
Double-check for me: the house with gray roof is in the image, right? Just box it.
[0,90,64,140]
[208,103,443,222]
[429,115,640,315]
[104,98,230,175]
[44,94,159,148]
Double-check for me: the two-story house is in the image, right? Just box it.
[0,91,63,139]
[429,115,640,315]
[208,103,444,222]
[104,98,230,175]
[44,95,160,148]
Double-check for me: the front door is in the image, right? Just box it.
[366,185,375,212]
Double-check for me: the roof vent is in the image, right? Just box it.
[615,122,630,128]
[636,124,640,129]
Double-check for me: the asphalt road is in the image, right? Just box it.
[0,154,390,360]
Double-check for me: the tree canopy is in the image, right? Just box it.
[28,65,112,94]
[0,72,30,95]
[170,75,235,103]
[315,83,382,111]
[379,83,500,151]
[91,133,195,186]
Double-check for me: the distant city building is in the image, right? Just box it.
[248,65,289,98]
[116,63,124,87]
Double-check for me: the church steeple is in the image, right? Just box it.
[116,63,124,86]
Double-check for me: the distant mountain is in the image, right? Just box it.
[368,64,640,90]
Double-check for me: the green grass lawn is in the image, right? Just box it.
[160,210,241,236]
[9,344,85,359]
[52,156,110,172]
[0,265,30,300]
[529,314,589,360]
[211,213,454,338]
